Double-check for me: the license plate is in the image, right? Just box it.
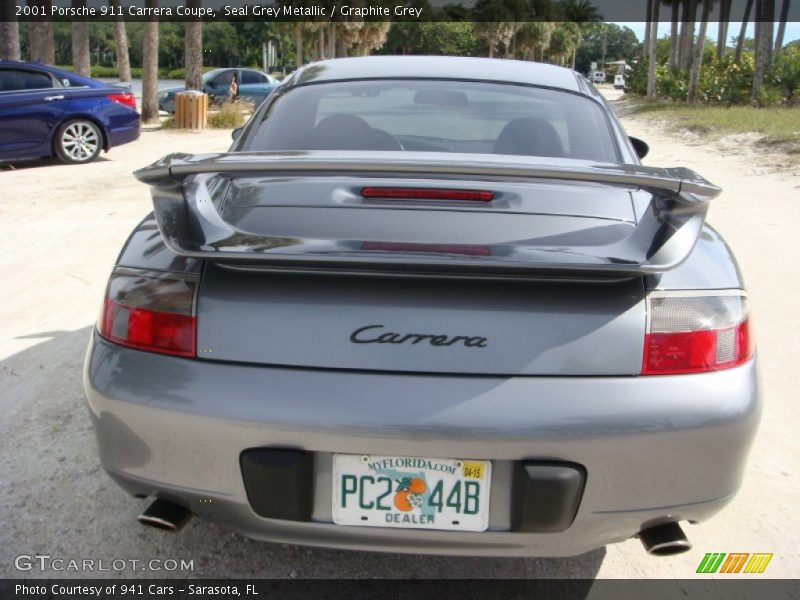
[332,454,491,532]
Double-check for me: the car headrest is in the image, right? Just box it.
[492,117,566,158]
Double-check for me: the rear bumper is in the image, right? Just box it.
[83,331,761,556]
[107,117,140,149]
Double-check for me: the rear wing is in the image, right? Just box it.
[134,151,721,281]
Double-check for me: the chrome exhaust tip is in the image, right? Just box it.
[639,522,692,556]
[138,498,192,532]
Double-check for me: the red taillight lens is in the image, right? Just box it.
[107,92,136,110]
[642,292,753,375]
[98,268,196,357]
[361,187,494,202]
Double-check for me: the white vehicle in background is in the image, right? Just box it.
[613,63,631,91]
[592,71,606,84]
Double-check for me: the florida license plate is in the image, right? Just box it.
[332,454,491,532]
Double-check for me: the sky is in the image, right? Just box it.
[615,21,800,45]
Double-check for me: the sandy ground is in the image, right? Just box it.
[1,97,799,580]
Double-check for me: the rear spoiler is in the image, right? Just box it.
[134,151,721,280]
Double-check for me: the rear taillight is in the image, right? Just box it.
[361,187,494,202]
[642,291,754,375]
[98,268,197,357]
[108,92,136,110]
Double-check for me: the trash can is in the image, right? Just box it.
[175,90,208,130]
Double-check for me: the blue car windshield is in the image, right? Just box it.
[243,80,619,162]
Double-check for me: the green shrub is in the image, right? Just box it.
[164,66,216,79]
[626,59,648,96]
[758,85,785,107]
[768,47,800,104]
[699,54,755,104]
[208,101,246,129]
[89,65,119,78]
[626,59,689,101]
[655,65,689,101]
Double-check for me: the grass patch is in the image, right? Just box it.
[208,101,248,129]
[160,101,250,130]
[628,102,800,153]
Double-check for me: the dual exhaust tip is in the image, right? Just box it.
[138,497,691,558]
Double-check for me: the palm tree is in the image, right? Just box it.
[559,0,602,21]
[326,22,336,58]
[716,0,732,60]
[668,0,681,67]
[515,21,555,62]
[752,0,775,101]
[351,23,391,57]
[109,0,131,82]
[0,0,21,60]
[29,0,55,64]
[688,0,710,102]
[734,0,754,63]
[647,0,661,97]
[71,0,91,76]
[679,0,698,70]
[548,22,582,66]
[294,23,304,66]
[774,0,791,54]
[141,0,160,122]
[184,0,203,91]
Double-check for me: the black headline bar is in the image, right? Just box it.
[2,579,800,600]
[8,0,800,23]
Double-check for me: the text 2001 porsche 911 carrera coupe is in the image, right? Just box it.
[83,56,760,557]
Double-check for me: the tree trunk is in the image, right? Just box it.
[669,0,680,67]
[294,26,303,67]
[680,0,697,71]
[71,0,90,76]
[318,27,325,60]
[109,0,131,82]
[644,0,653,58]
[647,1,660,97]
[752,0,775,100]
[327,23,336,59]
[716,0,731,60]
[184,1,203,91]
[141,1,159,122]
[734,0,754,63]
[0,1,21,60]
[688,0,710,102]
[29,1,55,65]
[774,0,790,54]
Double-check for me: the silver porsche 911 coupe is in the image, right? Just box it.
[83,56,760,557]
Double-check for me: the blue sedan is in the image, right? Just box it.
[0,61,140,164]
[158,68,279,113]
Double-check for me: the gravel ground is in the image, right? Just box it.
[1,94,798,579]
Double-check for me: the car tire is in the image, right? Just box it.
[54,119,103,164]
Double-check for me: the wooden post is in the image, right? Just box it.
[175,90,208,130]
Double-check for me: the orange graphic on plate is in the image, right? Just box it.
[393,477,426,512]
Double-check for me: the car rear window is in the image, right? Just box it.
[242,80,619,162]
[241,71,267,85]
[0,69,54,92]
